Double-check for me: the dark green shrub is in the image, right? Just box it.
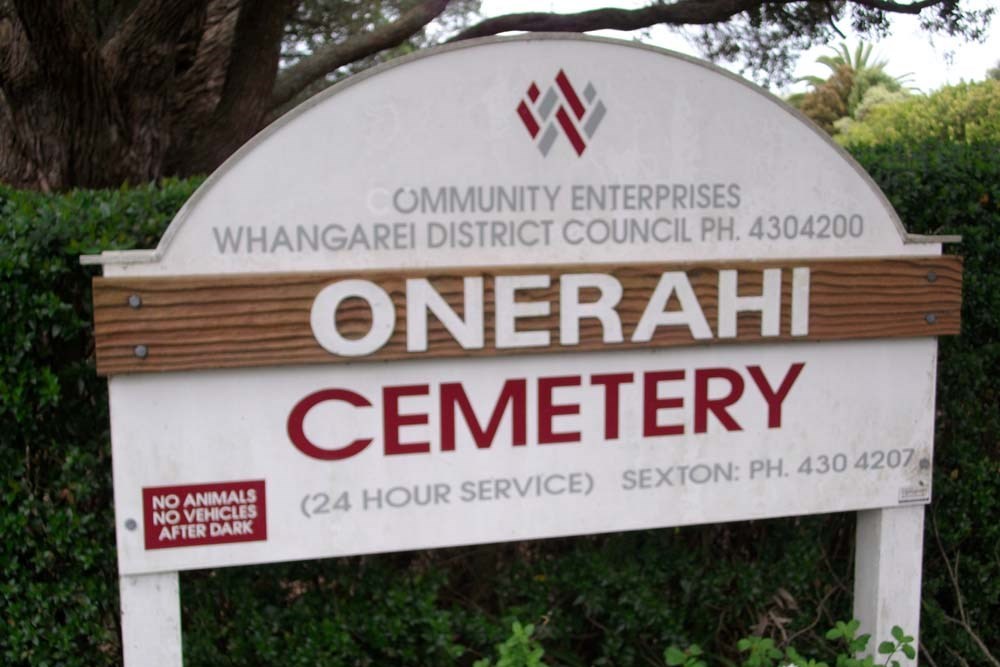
[851,142,1000,667]
[1,141,996,667]
[0,180,201,665]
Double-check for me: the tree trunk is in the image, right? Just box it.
[0,1,128,190]
[0,0,976,192]
[166,0,293,177]
[0,0,208,190]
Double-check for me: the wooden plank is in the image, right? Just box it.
[93,256,962,375]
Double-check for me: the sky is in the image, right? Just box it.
[479,0,998,94]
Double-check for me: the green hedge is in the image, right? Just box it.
[0,180,201,664]
[1,142,996,666]
[850,142,1000,667]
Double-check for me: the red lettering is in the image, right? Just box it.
[287,389,372,460]
[291,363,794,459]
[591,373,634,440]
[747,362,805,428]
[440,380,527,451]
[383,385,430,455]
[643,370,685,437]
[538,375,581,444]
[694,367,744,433]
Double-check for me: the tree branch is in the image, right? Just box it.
[919,639,941,667]
[450,0,952,41]
[169,0,240,138]
[96,0,208,181]
[270,0,449,111]
[451,0,769,41]
[941,615,1000,667]
[856,0,942,13]
[176,0,293,175]
[930,510,1000,667]
[214,0,293,120]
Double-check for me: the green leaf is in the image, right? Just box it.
[902,644,916,660]
[851,633,871,653]
[878,641,895,654]
[665,646,687,665]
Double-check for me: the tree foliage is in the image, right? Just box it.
[837,79,1000,146]
[799,42,896,88]
[792,42,912,136]
[797,65,856,134]
[0,0,994,191]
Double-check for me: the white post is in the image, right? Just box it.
[854,506,925,666]
[120,572,183,667]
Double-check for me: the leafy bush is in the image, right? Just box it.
[1,140,997,667]
[838,80,1000,146]
[0,179,201,665]
[474,621,546,667]
[667,620,916,667]
[850,141,1000,667]
[482,618,917,667]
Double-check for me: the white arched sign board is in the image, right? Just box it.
[85,36,960,666]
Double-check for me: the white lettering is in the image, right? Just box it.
[560,273,624,346]
[311,280,395,356]
[495,275,550,348]
[406,277,485,352]
[632,272,712,341]
[718,269,782,338]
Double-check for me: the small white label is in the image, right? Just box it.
[899,486,931,504]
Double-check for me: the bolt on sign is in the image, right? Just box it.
[86,35,960,665]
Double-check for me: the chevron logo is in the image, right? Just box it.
[516,70,607,157]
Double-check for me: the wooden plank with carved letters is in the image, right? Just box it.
[92,256,962,375]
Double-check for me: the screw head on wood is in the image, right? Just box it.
[134,344,149,359]
[926,271,937,283]
[125,519,137,531]
[920,458,931,470]
[127,294,142,308]
[925,313,937,324]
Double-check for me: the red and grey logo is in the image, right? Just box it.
[517,70,607,157]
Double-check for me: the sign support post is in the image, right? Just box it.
[854,506,925,665]
[120,571,183,667]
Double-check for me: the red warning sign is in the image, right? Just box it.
[142,480,266,550]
